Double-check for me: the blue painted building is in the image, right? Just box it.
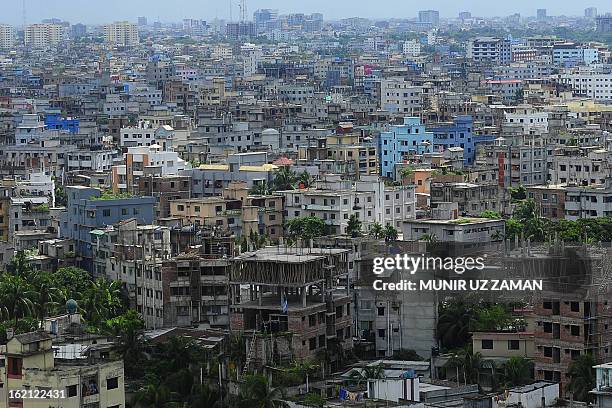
[45,114,80,133]
[429,115,475,165]
[60,186,155,263]
[379,117,433,179]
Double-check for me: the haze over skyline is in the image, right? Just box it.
[0,0,610,26]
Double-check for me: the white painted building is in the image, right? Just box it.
[467,37,512,64]
[282,175,416,235]
[402,39,421,56]
[103,21,139,46]
[0,24,16,49]
[559,72,612,101]
[241,43,263,78]
[67,150,119,172]
[565,178,612,220]
[24,24,65,48]
[15,114,47,145]
[380,78,422,115]
[120,121,174,150]
[504,110,549,134]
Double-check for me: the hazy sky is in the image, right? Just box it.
[1,0,610,25]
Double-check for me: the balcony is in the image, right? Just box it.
[303,204,334,211]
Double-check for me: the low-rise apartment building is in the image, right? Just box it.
[430,182,511,217]
[565,178,612,220]
[472,332,535,359]
[282,175,416,233]
[0,331,125,408]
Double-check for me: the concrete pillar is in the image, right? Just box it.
[302,286,307,307]
[258,285,262,306]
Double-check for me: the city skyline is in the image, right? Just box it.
[0,0,610,25]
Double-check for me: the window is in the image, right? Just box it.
[377,306,385,316]
[309,337,317,350]
[570,302,579,312]
[508,340,520,350]
[107,377,119,390]
[67,384,78,397]
[7,357,22,378]
[121,208,128,215]
[481,339,493,349]
[102,209,111,217]
[378,329,386,338]
[570,325,580,336]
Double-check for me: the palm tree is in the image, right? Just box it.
[272,166,297,191]
[346,214,362,237]
[437,301,477,350]
[190,383,222,408]
[383,224,399,243]
[81,277,123,327]
[249,230,268,250]
[368,222,384,239]
[7,250,35,279]
[491,230,505,241]
[350,363,385,386]
[445,346,483,385]
[239,374,288,408]
[297,170,314,188]
[501,356,532,388]
[421,233,438,244]
[291,359,319,393]
[225,333,245,380]
[105,310,148,378]
[133,376,178,408]
[160,336,205,372]
[0,274,37,325]
[567,354,596,402]
[31,272,64,324]
[250,181,273,195]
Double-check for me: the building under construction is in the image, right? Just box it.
[503,242,612,396]
[161,232,234,329]
[229,246,352,371]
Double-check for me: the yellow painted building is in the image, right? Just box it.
[472,331,535,359]
[169,182,284,240]
[0,331,125,408]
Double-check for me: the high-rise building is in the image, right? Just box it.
[584,7,598,18]
[138,16,148,26]
[183,19,207,36]
[226,22,256,39]
[537,8,547,20]
[253,8,278,29]
[24,24,65,48]
[71,23,86,39]
[103,21,139,46]
[467,37,512,65]
[0,24,16,49]
[596,15,612,32]
[458,11,472,21]
[418,10,440,26]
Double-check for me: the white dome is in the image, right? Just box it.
[262,128,280,135]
